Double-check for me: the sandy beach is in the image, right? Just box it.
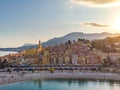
[0,71,120,85]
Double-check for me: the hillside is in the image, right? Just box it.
[42,32,120,47]
[0,32,120,51]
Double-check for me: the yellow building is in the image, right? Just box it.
[38,40,43,53]
[42,49,50,65]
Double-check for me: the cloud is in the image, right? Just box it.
[82,22,109,27]
[70,0,120,7]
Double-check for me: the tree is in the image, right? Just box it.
[68,40,71,45]
[1,59,9,68]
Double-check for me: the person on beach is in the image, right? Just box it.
[7,69,11,74]
[16,68,19,73]
[32,69,34,73]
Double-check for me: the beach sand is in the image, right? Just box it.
[0,71,120,85]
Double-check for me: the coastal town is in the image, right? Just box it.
[1,37,120,85]
[1,0,120,90]
[1,37,120,73]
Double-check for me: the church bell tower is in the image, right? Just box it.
[38,40,43,52]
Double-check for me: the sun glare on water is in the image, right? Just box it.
[111,17,120,31]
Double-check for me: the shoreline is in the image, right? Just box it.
[1,72,120,85]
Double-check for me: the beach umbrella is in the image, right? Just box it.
[21,68,25,71]
[74,68,79,70]
[85,68,88,70]
[80,68,83,70]
[64,68,68,70]
[70,68,73,70]
[37,68,42,71]
[60,68,63,70]
[34,68,37,71]
[40,67,46,70]
[13,69,17,71]
[27,68,32,71]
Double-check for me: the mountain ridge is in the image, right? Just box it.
[0,32,120,51]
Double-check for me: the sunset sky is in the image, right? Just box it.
[0,0,120,47]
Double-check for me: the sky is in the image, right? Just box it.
[1,0,120,47]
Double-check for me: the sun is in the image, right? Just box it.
[111,17,120,30]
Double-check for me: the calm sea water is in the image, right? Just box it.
[0,51,17,56]
[0,79,120,90]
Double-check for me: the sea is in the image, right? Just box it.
[0,51,17,57]
[0,79,120,90]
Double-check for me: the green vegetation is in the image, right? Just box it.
[91,36,120,53]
